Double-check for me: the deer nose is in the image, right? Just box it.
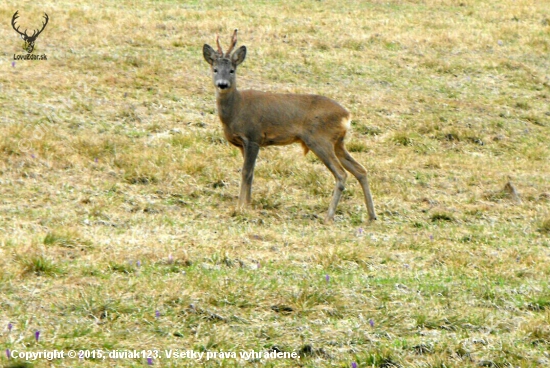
[216,80,230,89]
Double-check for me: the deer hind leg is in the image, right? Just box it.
[334,138,377,221]
[303,140,348,222]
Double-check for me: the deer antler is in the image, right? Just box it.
[31,13,49,39]
[11,10,27,38]
[216,34,224,56]
[11,11,48,39]
[225,29,238,57]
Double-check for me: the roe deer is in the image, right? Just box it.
[203,30,376,222]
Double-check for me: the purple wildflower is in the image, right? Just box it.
[155,310,160,318]
[147,357,153,365]
[136,260,141,267]
[8,322,13,332]
[6,349,11,359]
[357,228,364,235]
[369,318,374,328]
[94,158,98,163]
[35,330,40,341]
[351,362,357,368]
[429,234,434,241]
[325,274,330,283]
[12,61,15,67]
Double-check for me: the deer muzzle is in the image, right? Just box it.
[216,80,231,90]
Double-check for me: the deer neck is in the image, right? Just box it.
[216,87,241,125]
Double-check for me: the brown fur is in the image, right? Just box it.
[203,31,377,222]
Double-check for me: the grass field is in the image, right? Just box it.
[1,0,549,367]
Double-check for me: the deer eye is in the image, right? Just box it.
[230,70,235,74]
[213,69,218,73]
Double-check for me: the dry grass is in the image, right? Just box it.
[1,0,550,367]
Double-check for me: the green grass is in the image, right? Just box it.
[1,0,550,367]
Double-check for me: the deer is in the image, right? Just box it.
[202,30,377,222]
[11,10,49,54]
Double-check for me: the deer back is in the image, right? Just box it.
[220,90,351,147]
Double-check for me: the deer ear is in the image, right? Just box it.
[203,44,218,65]
[231,46,246,66]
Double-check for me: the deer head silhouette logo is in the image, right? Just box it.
[11,10,49,54]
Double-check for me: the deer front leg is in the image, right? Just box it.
[238,141,260,209]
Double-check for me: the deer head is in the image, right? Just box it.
[12,10,49,54]
[203,29,247,92]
